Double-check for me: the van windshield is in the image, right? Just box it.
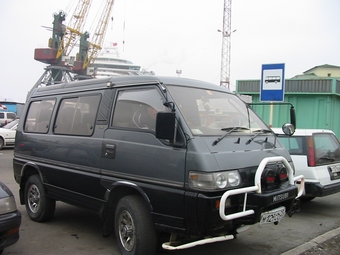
[167,85,268,136]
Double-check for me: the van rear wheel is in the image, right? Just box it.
[115,195,157,255]
[24,175,56,222]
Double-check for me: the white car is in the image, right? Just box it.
[0,111,16,127]
[272,128,340,201]
[0,119,19,149]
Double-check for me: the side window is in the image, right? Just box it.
[0,113,3,118]
[278,136,304,154]
[8,113,16,119]
[112,87,166,131]
[54,94,100,136]
[24,99,56,133]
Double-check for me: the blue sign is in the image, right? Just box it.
[260,63,285,102]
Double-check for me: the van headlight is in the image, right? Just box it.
[189,170,241,190]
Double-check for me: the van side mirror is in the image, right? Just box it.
[290,106,296,129]
[155,112,176,140]
[282,123,295,136]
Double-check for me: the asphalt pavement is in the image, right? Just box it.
[283,227,340,255]
[2,147,340,255]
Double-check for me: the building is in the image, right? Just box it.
[299,64,340,78]
[0,101,25,117]
[236,64,340,137]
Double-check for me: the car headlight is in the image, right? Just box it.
[0,196,17,215]
[189,170,241,190]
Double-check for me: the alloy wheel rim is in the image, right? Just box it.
[118,210,135,251]
[28,184,40,213]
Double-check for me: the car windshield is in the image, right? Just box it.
[2,119,19,129]
[167,85,268,136]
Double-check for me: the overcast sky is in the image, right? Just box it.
[1,0,339,103]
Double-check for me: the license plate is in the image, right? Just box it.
[329,163,340,180]
[260,206,286,225]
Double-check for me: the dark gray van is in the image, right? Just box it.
[13,76,304,255]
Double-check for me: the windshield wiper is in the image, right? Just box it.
[245,129,273,145]
[213,126,250,146]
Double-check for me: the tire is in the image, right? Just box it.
[0,138,4,150]
[24,175,56,222]
[115,195,157,255]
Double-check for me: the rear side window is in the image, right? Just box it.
[277,136,305,155]
[54,94,100,136]
[24,99,56,133]
[0,113,3,118]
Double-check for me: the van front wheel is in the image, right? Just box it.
[24,175,56,222]
[115,195,157,255]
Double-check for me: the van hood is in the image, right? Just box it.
[186,135,291,172]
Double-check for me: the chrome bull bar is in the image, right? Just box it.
[219,156,305,221]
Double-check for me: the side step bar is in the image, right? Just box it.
[162,235,234,250]
[162,226,250,250]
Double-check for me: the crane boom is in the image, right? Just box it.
[82,0,115,69]
[56,0,93,59]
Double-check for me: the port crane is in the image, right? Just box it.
[34,0,92,83]
[33,0,114,87]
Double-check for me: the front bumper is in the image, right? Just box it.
[0,210,21,251]
[219,156,304,222]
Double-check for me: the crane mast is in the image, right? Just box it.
[220,0,232,89]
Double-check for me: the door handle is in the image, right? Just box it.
[102,143,116,158]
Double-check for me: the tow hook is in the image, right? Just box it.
[288,199,301,217]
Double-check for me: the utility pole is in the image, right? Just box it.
[219,0,232,89]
